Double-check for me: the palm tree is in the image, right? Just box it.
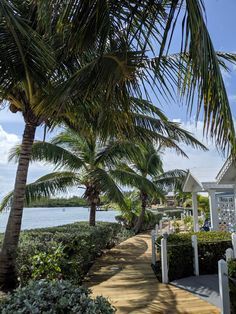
[111,144,187,233]
[1,0,236,291]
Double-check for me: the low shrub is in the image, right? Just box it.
[14,222,134,286]
[155,231,231,281]
[0,280,115,314]
[228,259,236,314]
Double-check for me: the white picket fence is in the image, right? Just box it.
[151,228,236,314]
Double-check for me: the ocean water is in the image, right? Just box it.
[0,207,117,232]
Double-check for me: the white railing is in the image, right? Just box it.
[151,230,236,314]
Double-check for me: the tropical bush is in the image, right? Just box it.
[228,259,236,314]
[155,232,231,281]
[0,280,115,314]
[7,222,134,286]
[116,210,162,231]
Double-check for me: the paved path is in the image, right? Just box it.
[171,274,220,308]
[86,233,220,313]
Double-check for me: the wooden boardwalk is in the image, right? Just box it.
[86,233,220,314]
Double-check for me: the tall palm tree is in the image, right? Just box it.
[111,144,187,233]
[1,0,236,291]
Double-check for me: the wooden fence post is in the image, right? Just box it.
[161,233,168,283]
[218,259,230,314]
[226,248,234,262]
[151,230,157,265]
[231,233,236,257]
[191,235,199,276]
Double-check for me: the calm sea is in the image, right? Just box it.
[0,207,117,232]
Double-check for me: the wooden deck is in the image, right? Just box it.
[86,233,220,314]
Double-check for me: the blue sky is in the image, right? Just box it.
[0,0,236,200]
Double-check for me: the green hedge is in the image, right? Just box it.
[0,280,115,314]
[228,259,236,314]
[7,222,133,286]
[155,231,231,281]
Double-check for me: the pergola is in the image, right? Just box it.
[183,170,234,232]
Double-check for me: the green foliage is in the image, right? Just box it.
[228,259,236,314]
[31,245,64,281]
[27,196,88,208]
[172,221,180,233]
[155,232,231,281]
[0,280,115,314]
[183,215,193,231]
[11,222,134,286]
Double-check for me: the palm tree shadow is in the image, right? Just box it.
[85,234,183,313]
[86,237,148,286]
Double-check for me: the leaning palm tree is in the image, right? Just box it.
[111,144,187,233]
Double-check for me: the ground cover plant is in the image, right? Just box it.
[155,231,231,281]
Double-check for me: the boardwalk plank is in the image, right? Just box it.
[86,233,220,314]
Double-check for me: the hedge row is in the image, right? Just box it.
[3,222,134,286]
[155,231,232,281]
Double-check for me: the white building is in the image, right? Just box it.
[183,158,236,232]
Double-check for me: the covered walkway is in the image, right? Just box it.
[86,233,220,313]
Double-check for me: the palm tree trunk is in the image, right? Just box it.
[134,192,148,234]
[0,122,36,291]
[89,202,96,226]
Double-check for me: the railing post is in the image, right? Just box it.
[151,230,157,265]
[226,248,234,262]
[161,233,168,283]
[159,220,163,234]
[218,259,230,314]
[155,224,159,235]
[231,233,236,257]
[191,235,199,276]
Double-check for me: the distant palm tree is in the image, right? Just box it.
[111,144,187,233]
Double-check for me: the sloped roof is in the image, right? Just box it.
[216,157,236,184]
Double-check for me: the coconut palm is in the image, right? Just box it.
[111,144,187,233]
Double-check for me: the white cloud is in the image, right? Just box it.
[162,120,226,182]
[0,125,54,200]
[0,107,23,124]
[0,126,19,164]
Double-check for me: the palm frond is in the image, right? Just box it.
[154,169,187,191]
[111,167,164,198]
[89,168,126,208]
[24,171,79,204]
[0,191,13,211]
[9,141,85,171]
[0,171,79,211]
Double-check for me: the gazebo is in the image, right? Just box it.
[183,168,235,232]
